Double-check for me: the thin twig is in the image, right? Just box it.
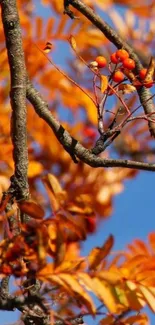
[65,0,155,137]
[26,78,155,171]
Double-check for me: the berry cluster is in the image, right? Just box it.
[92,49,154,89]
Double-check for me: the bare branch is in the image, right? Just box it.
[26,78,155,172]
[65,0,155,137]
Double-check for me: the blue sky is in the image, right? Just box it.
[0,1,155,324]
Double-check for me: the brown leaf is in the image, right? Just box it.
[144,57,155,83]
[43,42,53,53]
[18,200,44,219]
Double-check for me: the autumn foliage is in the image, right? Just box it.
[0,0,155,325]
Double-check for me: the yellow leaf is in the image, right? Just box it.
[139,285,155,312]
[125,282,144,311]
[93,277,117,313]
[58,273,96,314]
[97,270,122,285]
[69,35,77,50]
[114,286,129,307]
[18,200,44,219]
[78,272,96,292]
[43,174,62,194]
[42,174,67,212]
[28,161,43,178]
[100,75,108,93]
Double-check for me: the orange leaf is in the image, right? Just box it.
[100,316,114,325]
[88,235,114,270]
[125,281,144,311]
[148,232,155,253]
[139,285,155,312]
[124,314,149,325]
[28,161,43,178]
[18,200,44,219]
[100,75,108,93]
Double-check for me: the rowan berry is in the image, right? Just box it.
[95,56,107,68]
[122,58,135,70]
[112,71,124,83]
[139,68,147,80]
[116,49,129,61]
[110,52,118,64]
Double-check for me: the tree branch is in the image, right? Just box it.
[65,0,155,137]
[1,0,29,200]
[26,78,155,172]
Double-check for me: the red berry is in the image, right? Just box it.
[139,68,147,80]
[116,49,129,61]
[110,52,118,64]
[83,127,97,139]
[112,71,124,83]
[122,58,135,70]
[95,56,107,68]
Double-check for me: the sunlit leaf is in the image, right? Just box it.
[139,285,155,312]
[58,273,96,314]
[93,277,117,313]
[69,35,77,50]
[100,75,108,93]
[88,235,114,270]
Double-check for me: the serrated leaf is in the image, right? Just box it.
[58,273,96,314]
[100,75,108,93]
[88,235,114,270]
[93,277,117,313]
[139,285,155,312]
